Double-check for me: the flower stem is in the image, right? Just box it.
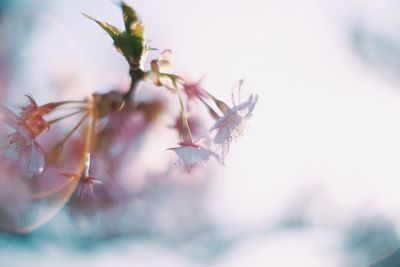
[51,113,89,154]
[42,100,88,110]
[123,68,144,102]
[178,94,193,144]
[48,109,87,125]
[202,89,231,114]
[197,96,220,120]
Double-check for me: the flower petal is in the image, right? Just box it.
[29,142,45,176]
[0,106,20,128]
[19,141,45,177]
[169,143,218,171]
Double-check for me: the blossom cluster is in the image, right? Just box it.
[0,2,257,233]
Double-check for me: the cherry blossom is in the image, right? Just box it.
[0,3,258,232]
[209,80,258,161]
[173,113,203,140]
[74,154,102,200]
[20,95,52,137]
[169,141,219,172]
[75,176,103,200]
[1,106,46,177]
[182,78,207,99]
[169,96,219,171]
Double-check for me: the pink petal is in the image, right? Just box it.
[0,106,20,128]
[29,142,45,175]
[169,143,218,171]
[19,141,45,177]
[214,123,232,145]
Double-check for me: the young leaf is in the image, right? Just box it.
[121,2,139,33]
[133,23,145,39]
[82,13,121,40]
[114,33,144,63]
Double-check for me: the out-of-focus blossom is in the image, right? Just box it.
[75,175,103,200]
[20,95,52,136]
[3,132,45,177]
[209,80,258,161]
[73,154,102,200]
[0,2,257,233]
[0,96,71,177]
[136,100,165,123]
[93,90,125,119]
[95,95,164,159]
[182,78,207,99]
[1,106,46,177]
[173,113,203,140]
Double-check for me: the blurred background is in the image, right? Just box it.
[1,0,400,266]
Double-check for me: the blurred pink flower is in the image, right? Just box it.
[183,79,206,99]
[1,106,46,177]
[173,113,203,140]
[19,95,51,137]
[75,176,103,200]
[72,154,103,200]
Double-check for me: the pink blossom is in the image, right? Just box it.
[169,94,220,171]
[75,176,103,200]
[210,80,258,161]
[20,95,51,137]
[74,153,102,200]
[182,79,206,99]
[169,141,219,172]
[173,114,203,140]
[1,106,46,177]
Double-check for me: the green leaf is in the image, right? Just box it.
[133,23,145,39]
[82,13,121,40]
[120,2,139,33]
[114,33,144,62]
